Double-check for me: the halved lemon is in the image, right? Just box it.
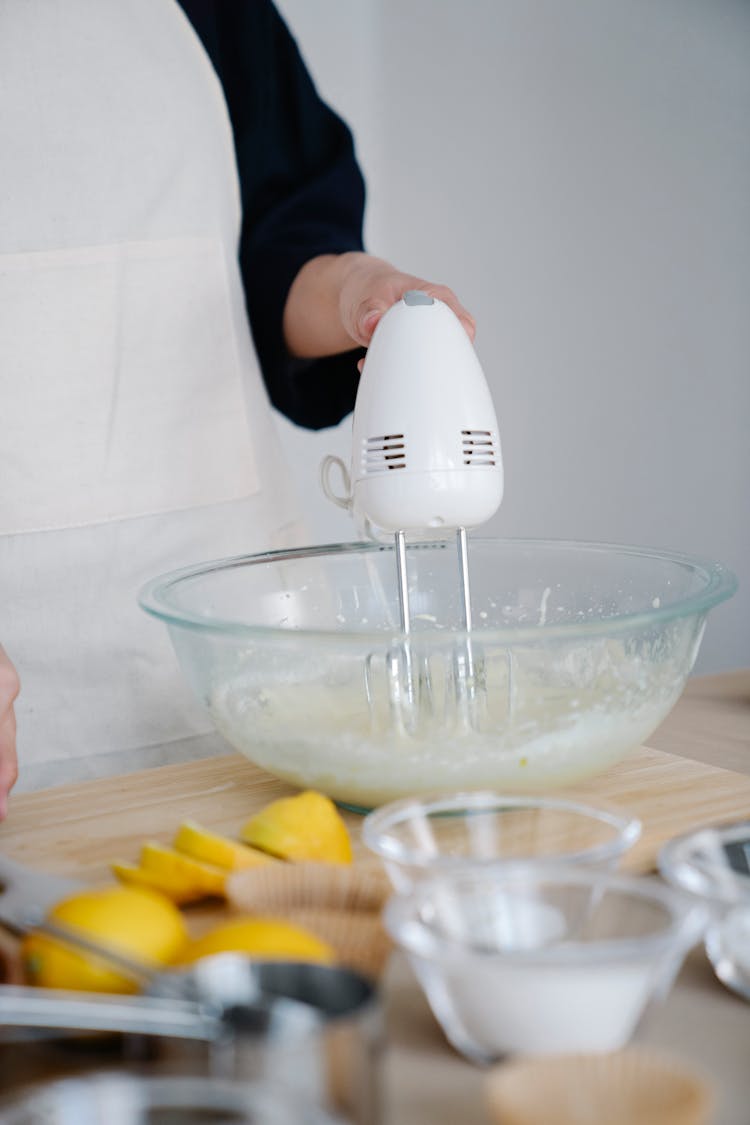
[240,791,352,865]
[176,916,335,967]
[21,884,187,993]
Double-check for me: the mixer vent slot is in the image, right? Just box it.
[362,434,406,473]
[462,429,497,466]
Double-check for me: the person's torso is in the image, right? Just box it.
[0,0,304,787]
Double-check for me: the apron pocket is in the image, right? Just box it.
[0,238,259,534]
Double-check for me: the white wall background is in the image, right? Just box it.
[274,0,749,675]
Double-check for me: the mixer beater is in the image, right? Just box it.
[322,291,504,735]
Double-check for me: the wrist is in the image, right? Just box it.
[284,252,369,358]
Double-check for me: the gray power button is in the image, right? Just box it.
[403,290,434,306]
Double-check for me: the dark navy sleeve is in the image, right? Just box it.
[177,0,365,429]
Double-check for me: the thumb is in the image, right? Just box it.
[353,303,388,347]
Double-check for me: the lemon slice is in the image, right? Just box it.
[111,861,205,906]
[174,820,273,871]
[139,842,227,898]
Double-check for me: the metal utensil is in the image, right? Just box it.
[0,855,83,934]
[0,855,152,985]
[148,956,383,1125]
[0,984,219,1039]
[0,956,383,1125]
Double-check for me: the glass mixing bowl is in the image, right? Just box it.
[139,538,735,810]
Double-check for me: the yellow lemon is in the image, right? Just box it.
[173,821,274,872]
[240,791,353,865]
[176,917,335,967]
[21,885,187,993]
[138,842,227,899]
[111,861,204,906]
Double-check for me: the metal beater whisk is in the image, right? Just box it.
[322,291,503,735]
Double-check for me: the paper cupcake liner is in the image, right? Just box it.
[288,907,392,980]
[225,862,393,979]
[226,862,391,915]
[485,1047,714,1125]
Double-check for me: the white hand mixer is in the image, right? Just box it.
[322,290,503,734]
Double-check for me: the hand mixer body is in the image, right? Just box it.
[342,291,504,739]
[350,292,503,535]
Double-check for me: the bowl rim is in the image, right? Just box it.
[361,790,642,871]
[0,1073,339,1122]
[138,537,737,643]
[658,819,750,905]
[383,865,708,966]
[705,903,750,1002]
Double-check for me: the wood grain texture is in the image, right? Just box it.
[2,742,750,890]
[648,670,750,776]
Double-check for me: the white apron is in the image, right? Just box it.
[0,0,306,791]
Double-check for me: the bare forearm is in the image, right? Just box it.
[283,252,362,358]
[0,645,19,819]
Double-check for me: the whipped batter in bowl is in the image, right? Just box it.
[140,539,736,809]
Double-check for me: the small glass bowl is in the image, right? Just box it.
[705,902,750,1004]
[659,821,750,1004]
[658,820,750,910]
[362,791,641,892]
[383,865,707,1062]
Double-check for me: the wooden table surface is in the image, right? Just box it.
[1,670,749,1124]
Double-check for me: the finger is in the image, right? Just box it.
[418,285,476,342]
[348,270,433,345]
[352,302,389,347]
[457,312,476,342]
[0,711,18,822]
[345,265,477,349]
[0,649,20,820]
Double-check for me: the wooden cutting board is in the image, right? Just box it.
[2,743,750,887]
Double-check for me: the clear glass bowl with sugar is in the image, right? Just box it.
[384,865,707,1061]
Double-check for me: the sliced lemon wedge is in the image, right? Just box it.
[138,842,227,898]
[111,861,205,906]
[173,820,273,872]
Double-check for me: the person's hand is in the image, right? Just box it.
[283,251,475,361]
[337,253,475,352]
[0,646,20,819]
